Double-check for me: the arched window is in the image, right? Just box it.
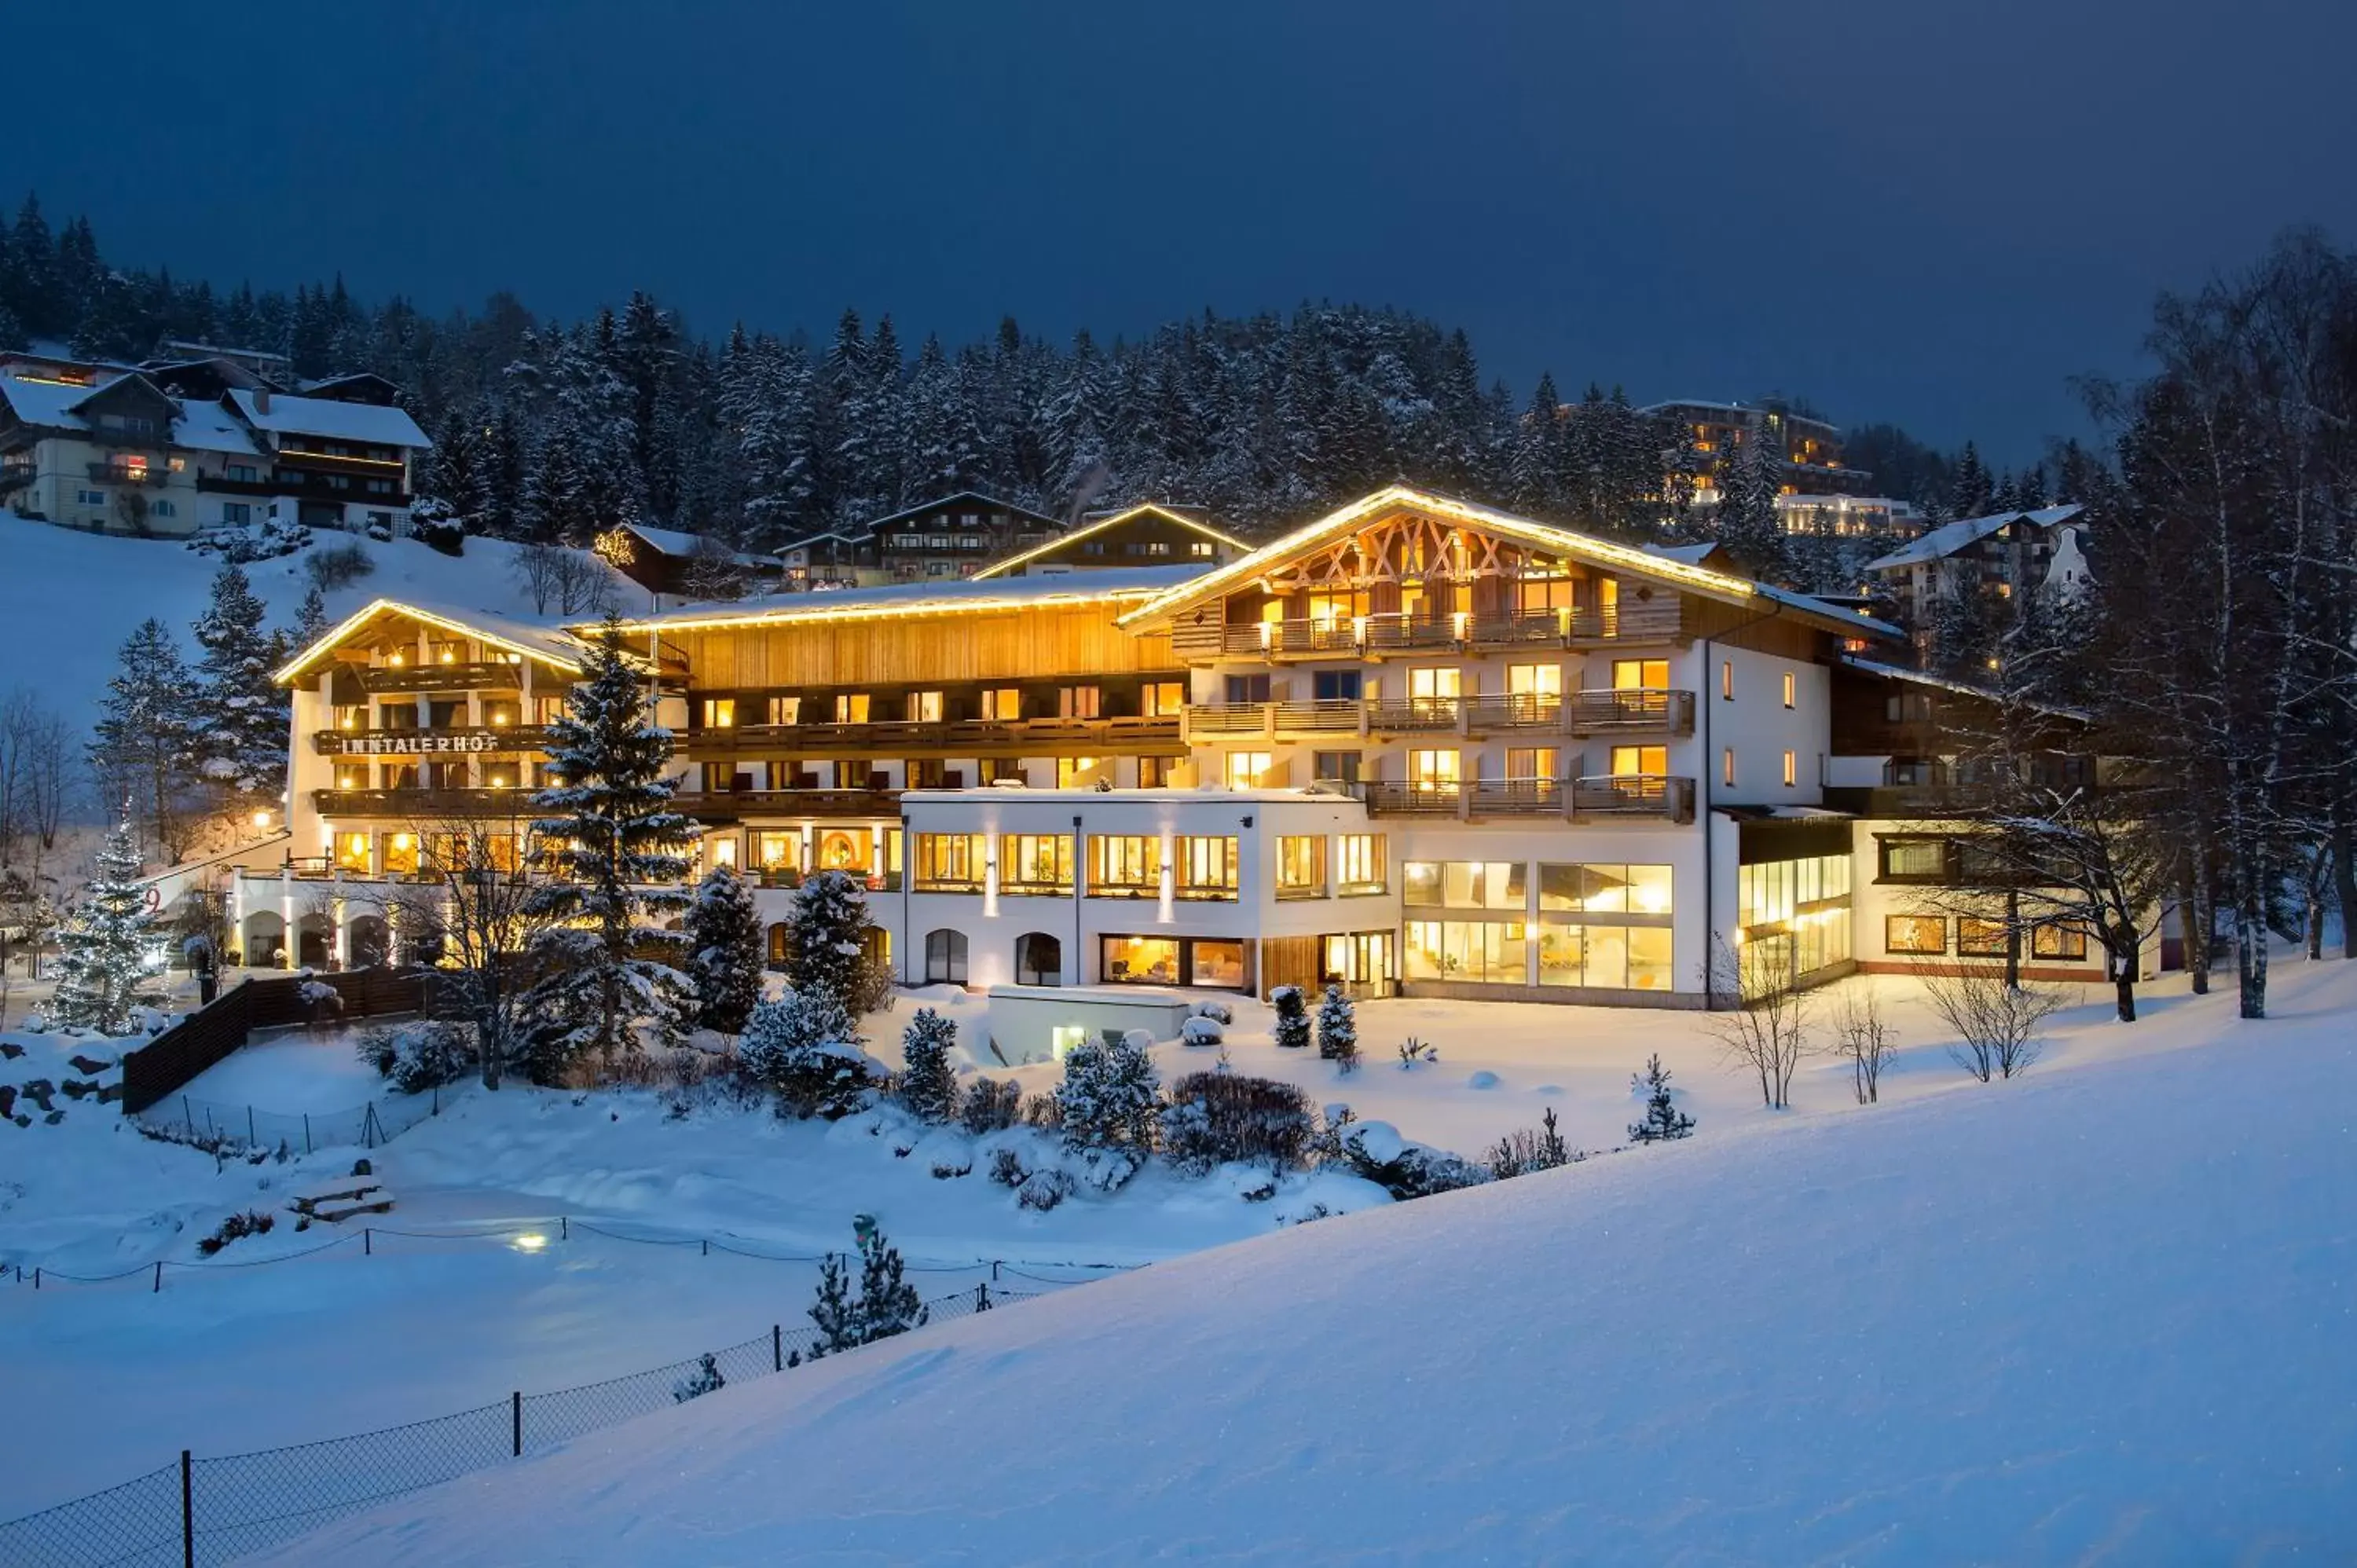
[1015,932,1062,987]
[925,929,969,985]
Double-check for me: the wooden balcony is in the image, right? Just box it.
[682,713,1180,759]
[1168,603,1685,662]
[669,788,903,822]
[1359,775,1695,823]
[311,788,542,818]
[313,726,553,757]
[357,661,526,695]
[1182,689,1693,742]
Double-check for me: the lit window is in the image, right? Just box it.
[702,698,735,728]
[1782,750,1797,786]
[908,690,944,723]
[1225,751,1273,789]
[1275,836,1328,899]
[1723,748,1736,786]
[1781,671,1795,709]
[1721,661,1734,701]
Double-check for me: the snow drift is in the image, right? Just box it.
[259,969,2357,1565]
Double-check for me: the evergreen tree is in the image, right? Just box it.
[806,1249,860,1357]
[1054,1031,1160,1190]
[1948,440,1996,518]
[47,815,166,1035]
[1627,1053,1695,1142]
[684,863,763,1035]
[1714,416,1789,581]
[775,869,887,1019]
[896,1007,959,1123]
[854,1224,926,1341]
[189,564,288,804]
[522,616,696,1073]
[88,618,203,863]
[1270,984,1310,1050]
[289,583,332,649]
[1314,983,1357,1061]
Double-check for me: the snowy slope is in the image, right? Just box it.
[258,964,2357,1566]
[0,515,603,729]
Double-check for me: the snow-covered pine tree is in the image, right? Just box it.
[855,1224,927,1343]
[1270,984,1310,1050]
[87,617,202,863]
[896,1007,959,1123]
[189,563,288,807]
[806,1249,859,1357]
[1713,416,1790,582]
[1948,440,1996,518]
[775,869,888,1019]
[1054,1032,1161,1190]
[1627,1053,1696,1142]
[684,863,763,1035]
[288,583,332,653]
[1314,982,1356,1061]
[739,987,874,1116]
[47,814,166,1035]
[522,615,696,1075]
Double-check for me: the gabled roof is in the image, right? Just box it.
[300,371,402,403]
[856,490,1064,536]
[1838,655,2090,724]
[971,504,1250,580]
[1863,505,2083,573]
[597,565,1211,635]
[226,388,432,449]
[614,522,781,572]
[274,599,591,685]
[1115,485,1902,642]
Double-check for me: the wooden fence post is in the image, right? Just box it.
[772,1324,782,1372]
[179,1448,193,1568]
[511,1390,523,1457]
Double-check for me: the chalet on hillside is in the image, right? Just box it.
[974,503,1249,578]
[592,520,786,600]
[775,491,1066,587]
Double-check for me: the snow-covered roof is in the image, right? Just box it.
[170,397,262,456]
[0,374,97,430]
[606,564,1212,632]
[225,389,432,449]
[856,489,1064,535]
[275,598,590,684]
[619,522,779,570]
[1838,655,2090,722]
[1863,505,2083,572]
[972,504,1251,580]
[1640,541,1721,566]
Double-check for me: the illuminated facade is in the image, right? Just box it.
[251,487,2133,1009]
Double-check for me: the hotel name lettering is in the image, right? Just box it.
[327,732,515,756]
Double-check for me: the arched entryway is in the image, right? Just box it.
[1015,932,1062,987]
[295,913,335,969]
[346,914,390,969]
[241,911,285,969]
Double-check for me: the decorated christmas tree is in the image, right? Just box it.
[48,815,167,1035]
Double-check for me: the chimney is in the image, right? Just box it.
[253,388,270,414]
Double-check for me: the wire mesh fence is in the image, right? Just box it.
[130,1083,455,1157]
[0,1280,1039,1567]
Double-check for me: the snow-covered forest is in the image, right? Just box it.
[0,191,2029,553]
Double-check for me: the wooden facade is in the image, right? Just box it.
[648,601,1175,688]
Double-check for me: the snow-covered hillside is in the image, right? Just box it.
[261,964,2357,1566]
[0,515,603,728]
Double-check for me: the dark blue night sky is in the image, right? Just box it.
[16,0,2352,462]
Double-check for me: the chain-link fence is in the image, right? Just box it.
[0,1279,1036,1567]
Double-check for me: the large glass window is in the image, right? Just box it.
[1958,918,2009,957]
[1102,934,1180,984]
[912,833,986,892]
[1541,863,1673,915]
[1336,833,1386,895]
[1535,922,1672,991]
[1403,860,1526,910]
[1088,834,1161,897]
[1404,918,1527,984]
[2033,922,2089,960]
[1225,751,1273,788]
[1191,940,1247,988]
[1879,837,1949,882]
[1275,835,1327,899]
[999,834,1074,896]
[1175,836,1239,899]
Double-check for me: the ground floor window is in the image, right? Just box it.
[1404,918,1526,984]
[1537,920,1673,991]
[1958,917,2009,957]
[2033,921,2089,960]
[1885,914,1947,954]
[1099,933,1248,990]
[1016,931,1062,986]
[1323,931,1392,986]
[924,928,969,984]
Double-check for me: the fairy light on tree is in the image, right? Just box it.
[47,812,168,1035]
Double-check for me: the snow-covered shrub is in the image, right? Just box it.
[672,1353,725,1403]
[1017,1168,1074,1211]
[774,870,893,1020]
[1315,984,1357,1063]
[896,1009,959,1123]
[197,1210,276,1255]
[1158,1071,1316,1177]
[1190,999,1233,1026]
[739,989,879,1119]
[915,1128,973,1178]
[1340,1120,1491,1200]
[304,540,375,591]
[1121,1028,1155,1052]
[355,1020,473,1095]
[1179,1015,1224,1047]
[407,496,467,555]
[1395,1036,1438,1070]
[1627,1054,1695,1142]
[1270,984,1310,1050]
[960,1076,1021,1134]
[988,1145,1028,1187]
[1487,1107,1577,1179]
[1054,1033,1160,1191]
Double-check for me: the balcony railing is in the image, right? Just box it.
[668,787,902,821]
[87,461,166,487]
[311,787,541,818]
[685,713,1180,756]
[314,726,552,756]
[357,661,526,695]
[1358,775,1695,823]
[1168,603,1684,661]
[1183,689,1693,742]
